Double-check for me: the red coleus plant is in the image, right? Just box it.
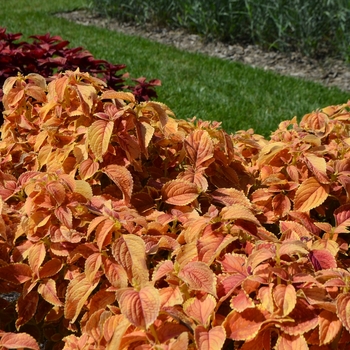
[0,27,161,124]
[0,71,350,349]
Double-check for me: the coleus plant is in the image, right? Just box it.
[0,27,161,124]
[0,71,350,349]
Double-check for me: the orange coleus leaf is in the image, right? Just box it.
[184,129,214,169]
[0,332,40,350]
[294,177,329,212]
[308,249,337,271]
[64,273,99,323]
[211,188,253,208]
[273,284,297,317]
[194,325,226,350]
[85,253,102,284]
[223,307,269,341]
[39,258,63,279]
[102,164,134,204]
[178,166,209,191]
[105,314,130,350]
[88,119,114,161]
[62,334,95,350]
[275,333,308,350]
[46,181,66,206]
[112,234,149,287]
[104,258,128,289]
[280,299,318,336]
[257,142,286,166]
[336,293,350,333]
[161,179,199,206]
[116,285,160,329]
[230,290,255,312]
[28,241,46,277]
[0,263,32,285]
[159,286,184,308]
[319,310,342,345]
[178,261,217,297]
[304,154,329,184]
[74,179,93,200]
[79,158,100,180]
[220,204,260,226]
[37,278,63,307]
[257,284,275,314]
[54,206,73,229]
[16,290,39,330]
[152,260,174,282]
[184,294,216,327]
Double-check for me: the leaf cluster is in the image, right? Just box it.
[1,71,350,349]
[0,27,161,124]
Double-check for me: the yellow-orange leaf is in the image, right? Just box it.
[116,285,160,329]
[273,284,296,317]
[39,258,63,279]
[194,325,226,350]
[336,293,350,333]
[178,261,217,297]
[221,204,260,226]
[103,164,133,204]
[184,294,216,327]
[159,286,184,308]
[38,278,63,307]
[88,119,114,161]
[162,179,199,206]
[64,273,99,323]
[85,253,102,284]
[74,180,93,199]
[275,333,308,350]
[0,332,40,350]
[319,310,342,345]
[223,307,268,341]
[294,177,329,212]
[105,314,130,350]
[112,234,149,287]
[184,130,214,168]
[28,242,46,277]
[79,158,99,180]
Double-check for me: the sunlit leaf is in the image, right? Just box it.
[28,241,46,277]
[112,234,149,287]
[230,290,255,312]
[194,325,226,350]
[64,273,99,323]
[159,286,184,308]
[39,258,63,279]
[116,285,160,329]
[103,164,134,204]
[273,284,296,317]
[79,158,100,180]
[221,204,260,226]
[105,314,130,350]
[184,294,216,327]
[223,307,268,341]
[88,119,114,161]
[74,180,93,200]
[0,332,40,350]
[275,333,308,350]
[308,249,337,271]
[319,310,342,345]
[336,293,350,332]
[85,253,102,284]
[294,177,329,212]
[152,260,174,282]
[54,206,73,228]
[178,261,217,297]
[162,179,199,206]
[211,188,253,208]
[38,278,63,306]
[104,258,129,289]
[184,129,214,168]
[280,299,318,335]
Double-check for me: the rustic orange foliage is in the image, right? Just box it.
[1,70,350,349]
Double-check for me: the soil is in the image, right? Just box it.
[56,10,350,92]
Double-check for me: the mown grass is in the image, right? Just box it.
[0,0,349,137]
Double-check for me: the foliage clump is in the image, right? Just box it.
[0,28,161,123]
[0,71,350,349]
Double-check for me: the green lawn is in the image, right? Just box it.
[1,0,349,137]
